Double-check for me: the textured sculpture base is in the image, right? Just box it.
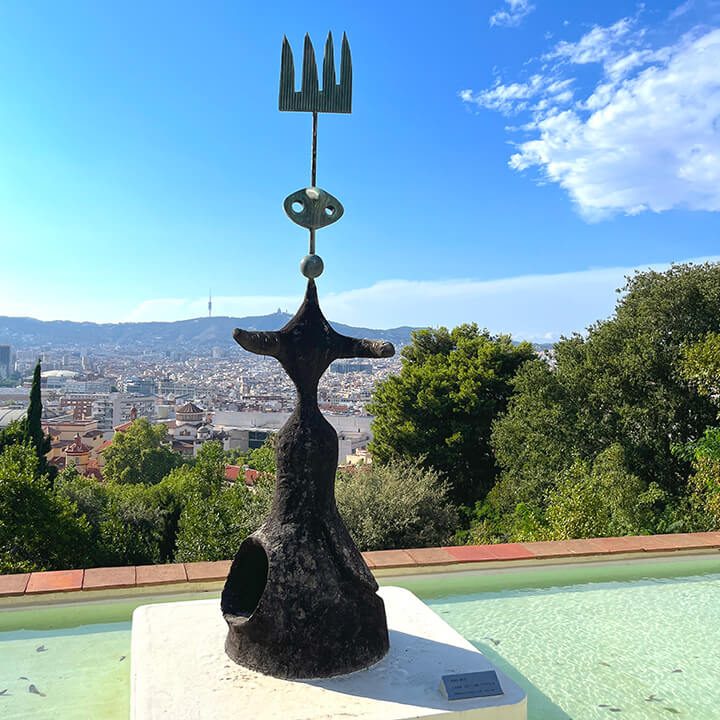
[222,281,394,678]
[223,523,388,678]
[131,587,527,720]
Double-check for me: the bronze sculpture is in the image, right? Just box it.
[221,33,394,679]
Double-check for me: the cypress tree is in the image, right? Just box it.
[25,361,56,483]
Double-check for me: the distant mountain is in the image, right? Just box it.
[0,313,419,350]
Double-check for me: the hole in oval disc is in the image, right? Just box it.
[292,201,304,213]
[324,206,335,216]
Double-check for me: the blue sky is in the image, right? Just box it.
[0,0,718,339]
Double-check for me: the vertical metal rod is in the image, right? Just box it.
[309,111,318,255]
[311,111,318,186]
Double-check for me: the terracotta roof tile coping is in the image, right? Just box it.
[26,569,84,594]
[404,548,456,565]
[0,573,31,596]
[3,532,719,597]
[442,543,536,562]
[136,563,188,586]
[362,550,416,569]
[83,566,136,590]
[185,560,231,582]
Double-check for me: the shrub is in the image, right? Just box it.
[174,475,273,562]
[335,458,458,551]
[0,444,92,573]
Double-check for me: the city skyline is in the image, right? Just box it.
[1,1,719,340]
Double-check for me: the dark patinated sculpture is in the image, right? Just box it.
[221,33,393,678]
[221,280,393,678]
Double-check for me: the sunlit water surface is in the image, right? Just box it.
[1,558,718,719]
[422,560,720,720]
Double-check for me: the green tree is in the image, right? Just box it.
[98,483,168,565]
[189,440,227,492]
[544,445,664,540]
[672,427,720,531]
[680,331,720,398]
[671,332,720,529]
[0,444,92,573]
[489,356,578,516]
[225,437,278,474]
[491,262,720,523]
[0,419,26,455]
[468,446,665,543]
[152,441,228,560]
[335,458,458,551]
[224,447,248,465]
[0,362,56,482]
[368,324,535,504]
[103,418,182,485]
[174,475,273,562]
[57,468,173,566]
[26,362,55,482]
[244,437,277,475]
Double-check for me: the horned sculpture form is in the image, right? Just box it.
[221,33,393,679]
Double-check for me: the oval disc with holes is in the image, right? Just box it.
[283,187,344,230]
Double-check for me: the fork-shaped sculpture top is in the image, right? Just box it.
[279,32,352,113]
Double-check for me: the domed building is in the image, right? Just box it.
[170,401,228,457]
[65,432,91,472]
[176,402,204,425]
[172,401,206,456]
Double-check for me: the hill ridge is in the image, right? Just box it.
[0,314,418,349]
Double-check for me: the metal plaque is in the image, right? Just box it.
[440,671,503,701]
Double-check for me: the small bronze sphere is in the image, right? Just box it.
[300,254,324,279]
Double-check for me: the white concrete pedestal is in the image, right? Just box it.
[131,586,526,720]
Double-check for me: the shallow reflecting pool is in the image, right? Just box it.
[1,555,719,719]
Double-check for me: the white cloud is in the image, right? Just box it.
[490,0,535,28]
[461,75,574,117]
[547,18,636,66]
[461,15,720,218]
[460,75,547,114]
[669,1,694,21]
[119,256,720,341]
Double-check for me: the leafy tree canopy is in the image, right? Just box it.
[0,444,91,573]
[367,324,535,504]
[0,362,56,482]
[174,475,273,562]
[225,436,278,475]
[680,331,720,400]
[491,262,720,519]
[103,417,182,485]
[468,445,666,543]
[57,441,230,566]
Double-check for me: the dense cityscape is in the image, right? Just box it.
[0,320,404,475]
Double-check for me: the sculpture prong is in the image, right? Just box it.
[301,34,319,99]
[322,32,336,96]
[279,35,295,108]
[340,33,352,111]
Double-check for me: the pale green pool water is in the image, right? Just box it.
[1,556,719,719]
[419,557,720,720]
[0,592,211,720]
